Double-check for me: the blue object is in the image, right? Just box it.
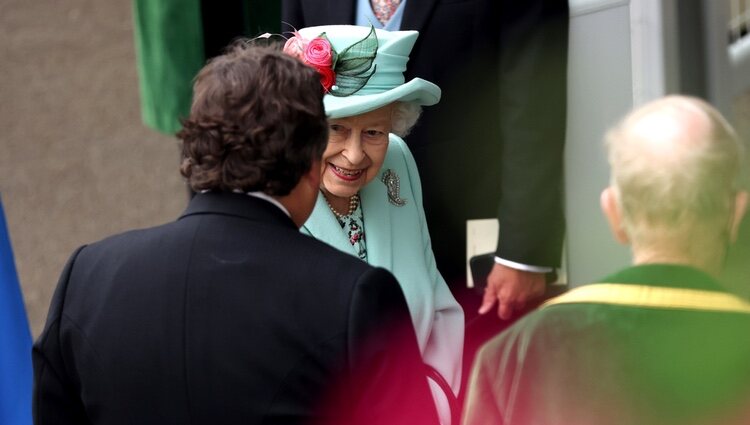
[0,195,33,425]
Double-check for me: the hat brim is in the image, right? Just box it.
[324,78,441,119]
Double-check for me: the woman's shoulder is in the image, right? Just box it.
[387,133,409,153]
[385,134,416,169]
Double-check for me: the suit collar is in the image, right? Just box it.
[401,0,438,31]
[181,192,297,229]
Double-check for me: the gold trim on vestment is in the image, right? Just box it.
[542,283,750,313]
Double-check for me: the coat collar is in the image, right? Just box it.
[600,264,727,293]
[301,193,357,257]
[180,192,297,230]
[301,181,394,271]
[360,171,393,270]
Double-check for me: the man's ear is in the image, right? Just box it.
[730,190,748,243]
[601,186,629,245]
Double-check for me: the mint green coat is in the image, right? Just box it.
[302,135,464,420]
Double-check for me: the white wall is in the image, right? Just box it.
[565,0,634,285]
[564,0,750,285]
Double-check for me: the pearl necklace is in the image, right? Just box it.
[324,192,360,218]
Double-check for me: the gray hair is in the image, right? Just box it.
[391,102,423,137]
[606,96,743,250]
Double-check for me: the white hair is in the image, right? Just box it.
[390,102,423,137]
[606,96,743,255]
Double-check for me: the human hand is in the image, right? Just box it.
[478,263,546,320]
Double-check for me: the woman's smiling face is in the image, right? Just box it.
[320,104,393,201]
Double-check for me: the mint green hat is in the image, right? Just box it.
[294,25,441,119]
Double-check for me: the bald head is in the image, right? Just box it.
[604,96,745,271]
[613,96,733,165]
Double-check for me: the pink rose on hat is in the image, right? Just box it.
[304,38,334,68]
[282,26,381,97]
[284,33,336,92]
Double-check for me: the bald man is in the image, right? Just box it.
[463,96,750,425]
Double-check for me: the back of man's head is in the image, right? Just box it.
[604,95,746,271]
[177,42,328,196]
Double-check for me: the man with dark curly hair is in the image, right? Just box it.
[32,43,438,425]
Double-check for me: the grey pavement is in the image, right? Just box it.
[1,0,186,336]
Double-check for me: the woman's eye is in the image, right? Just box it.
[328,125,350,141]
[363,129,388,145]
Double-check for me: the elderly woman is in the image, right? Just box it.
[284,25,464,425]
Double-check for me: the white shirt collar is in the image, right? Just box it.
[232,189,291,218]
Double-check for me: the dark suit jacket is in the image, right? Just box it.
[282,0,569,280]
[33,192,439,425]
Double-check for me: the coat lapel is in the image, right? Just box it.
[361,170,393,272]
[301,193,358,257]
[325,0,356,24]
[302,171,396,270]
[400,0,439,31]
